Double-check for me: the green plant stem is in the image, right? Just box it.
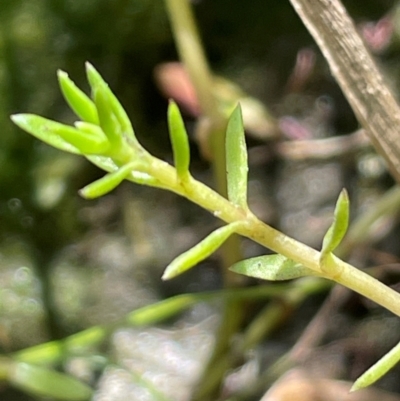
[164,0,219,122]
[243,215,400,317]
[141,158,400,317]
[232,186,400,399]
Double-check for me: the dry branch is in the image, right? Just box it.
[289,0,400,183]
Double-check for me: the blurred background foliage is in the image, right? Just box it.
[1,0,400,400]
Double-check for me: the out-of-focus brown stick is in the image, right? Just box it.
[289,0,400,183]
[276,129,369,160]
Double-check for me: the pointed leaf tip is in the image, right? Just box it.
[57,69,68,79]
[162,222,242,280]
[85,61,96,77]
[58,69,99,124]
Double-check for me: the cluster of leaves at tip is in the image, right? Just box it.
[10,64,400,396]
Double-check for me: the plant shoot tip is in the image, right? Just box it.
[161,272,171,281]
[85,61,95,71]
[10,114,25,123]
[57,69,68,78]
[349,384,358,392]
[78,188,89,199]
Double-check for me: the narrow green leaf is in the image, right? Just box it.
[57,70,99,124]
[79,162,139,199]
[52,124,108,154]
[226,104,248,209]
[11,114,109,155]
[230,254,319,281]
[351,340,400,391]
[72,121,110,153]
[85,62,137,144]
[11,114,81,154]
[321,188,349,257]
[168,101,190,181]
[92,84,122,144]
[10,362,92,401]
[86,155,169,190]
[162,221,243,280]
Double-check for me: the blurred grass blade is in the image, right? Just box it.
[85,62,138,144]
[13,327,106,366]
[162,221,243,280]
[126,294,202,326]
[230,254,319,281]
[125,284,295,326]
[10,362,92,401]
[58,70,99,124]
[226,104,248,209]
[11,114,109,155]
[351,340,400,391]
[168,101,190,181]
[11,114,82,154]
[79,162,139,199]
[13,341,65,365]
[321,188,349,257]
[13,285,319,368]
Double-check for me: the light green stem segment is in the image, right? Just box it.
[142,157,400,318]
[164,0,218,121]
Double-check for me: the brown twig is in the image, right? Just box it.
[289,0,400,183]
[275,129,369,161]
